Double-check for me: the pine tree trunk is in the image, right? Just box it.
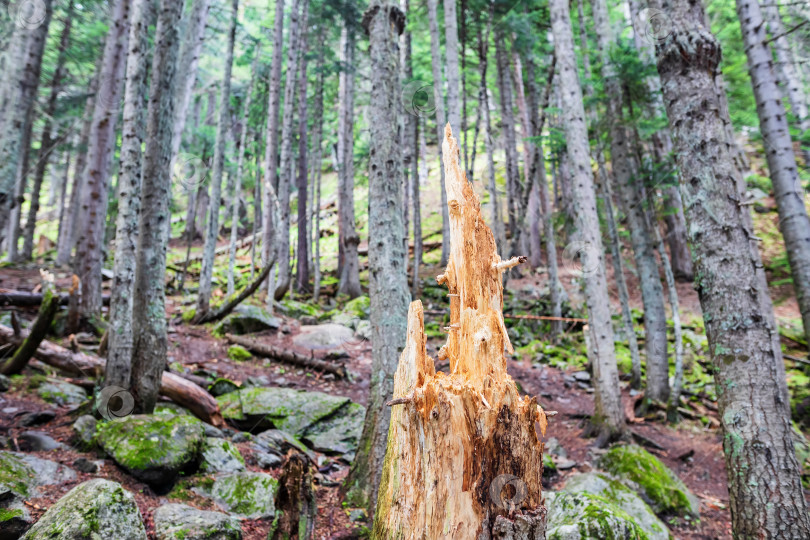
[74,0,130,318]
[295,34,310,294]
[21,1,73,261]
[262,0,286,297]
[374,126,547,538]
[131,0,184,414]
[443,0,461,135]
[106,0,152,390]
[196,0,238,317]
[170,0,211,167]
[401,0,421,297]
[523,53,544,270]
[344,1,409,514]
[0,0,54,259]
[494,30,521,258]
[56,74,97,267]
[762,0,810,166]
[228,44,261,297]
[591,0,670,403]
[310,41,325,302]
[274,0,306,301]
[426,0,450,266]
[737,0,810,355]
[55,148,72,254]
[336,23,362,298]
[550,0,624,441]
[652,0,810,534]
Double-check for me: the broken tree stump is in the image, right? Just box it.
[373,125,547,539]
[268,451,316,540]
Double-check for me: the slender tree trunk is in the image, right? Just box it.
[494,29,521,258]
[74,0,130,318]
[426,0,450,266]
[443,0,461,135]
[131,0,184,413]
[195,0,238,317]
[228,44,261,297]
[262,0,285,299]
[310,40,325,302]
[56,147,72,253]
[762,0,810,166]
[402,0,420,297]
[21,1,73,260]
[170,0,211,167]
[336,23,362,298]
[274,0,306,301]
[344,1,408,515]
[591,0,670,403]
[56,72,97,267]
[106,0,152,389]
[0,0,54,258]
[652,0,810,534]
[550,0,624,442]
[737,0,810,354]
[295,33,310,294]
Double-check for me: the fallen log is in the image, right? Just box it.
[194,263,273,324]
[1,274,59,375]
[0,290,111,307]
[0,324,225,427]
[225,333,347,378]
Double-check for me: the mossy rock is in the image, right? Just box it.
[217,386,349,435]
[35,379,88,407]
[182,308,197,323]
[545,491,651,540]
[213,305,280,336]
[96,414,206,493]
[227,345,252,362]
[208,378,240,397]
[21,479,146,540]
[154,402,195,417]
[279,299,323,319]
[302,401,365,459]
[562,472,670,540]
[252,429,314,462]
[200,438,245,474]
[597,444,699,517]
[208,472,278,519]
[153,503,242,540]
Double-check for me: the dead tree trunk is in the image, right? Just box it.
[268,452,316,540]
[373,126,547,538]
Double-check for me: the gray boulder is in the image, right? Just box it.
[36,379,87,407]
[561,472,670,540]
[292,323,354,350]
[545,491,651,540]
[208,472,278,519]
[302,402,365,459]
[96,414,205,493]
[21,479,146,540]
[153,503,241,540]
[252,429,313,462]
[71,415,97,450]
[214,305,280,335]
[18,431,64,452]
[200,438,245,474]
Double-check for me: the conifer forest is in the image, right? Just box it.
[2,0,810,536]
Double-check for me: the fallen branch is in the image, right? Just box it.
[225,333,347,378]
[1,274,59,375]
[0,324,225,427]
[174,231,261,265]
[0,290,111,307]
[194,263,273,324]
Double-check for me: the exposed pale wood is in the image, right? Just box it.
[225,333,347,378]
[373,126,546,538]
[0,323,225,427]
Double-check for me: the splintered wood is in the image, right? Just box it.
[373,125,547,539]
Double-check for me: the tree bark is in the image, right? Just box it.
[373,126,547,538]
[426,0,450,266]
[401,0,421,297]
[274,0,306,301]
[0,0,54,258]
[591,0,670,403]
[737,0,810,355]
[131,0,184,414]
[295,31,310,294]
[21,1,73,261]
[268,453,316,540]
[74,0,130,318]
[196,0,238,317]
[310,41,325,302]
[0,277,58,375]
[262,0,286,298]
[761,0,810,166]
[336,23,362,299]
[344,1,409,515]
[106,0,152,390]
[550,0,624,442]
[651,0,810,534]
[443,0,461,135]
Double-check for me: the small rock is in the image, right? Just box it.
[349,509,367,522]
[21,479,146,540]
[545,437,567,459]
[36,379,87,406]
[203,424,225,438]
[573,371,591,382]
[244,375,269,387]
[153,503,241,540]
[231,432,253,443]
[200,438,246,474]
[255,451,283,469]
[554,458,578,471]
[208,472,278,519]
[72,414,98,450]
[213,305,280,335]
[253,429,312,459]
[208,378,240,397]
[16,410,55,427]
[0,374,10,392]
[73,457,99,473]
[300,315,318,325]
[354,320,372,341]
[18,431,64,452]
